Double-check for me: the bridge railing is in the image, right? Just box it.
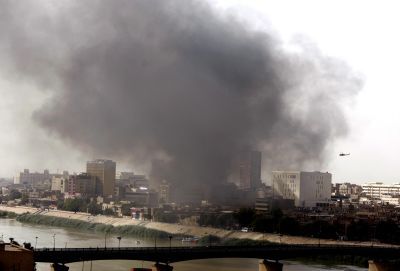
[35,243,400,253]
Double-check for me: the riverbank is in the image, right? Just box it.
[0,205,393,247]
[0,210,17,218]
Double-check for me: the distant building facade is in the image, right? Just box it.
[15,169,69,187]
[66,173,99,196]
[51,176,68,193]
[118,174,149,189]
[362,182,400,198]
[381,194,400,206]
[239,150,262,190]
[123,190,158,207]
[159,180,170,203]
[15,169,49,186]
[117,172,135,180]
[86,159,116,197]
[272,171,332,208]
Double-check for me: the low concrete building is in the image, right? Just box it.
[124,188,158,207]
[67,173,100,196]
[51,177,68,193]
[272,171,332,208]
[381,194,400,206]
[362,182,400,198]
[0,241,35,271]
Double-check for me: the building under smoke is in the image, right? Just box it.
[239,150,262,191]
[272,171,332,208]
[86,159,116,197]
[0,0,363,203]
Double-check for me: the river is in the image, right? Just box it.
[0,219,367,271]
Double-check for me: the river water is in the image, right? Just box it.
[0,219,367,271]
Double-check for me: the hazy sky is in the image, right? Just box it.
[211,0,400,184]
[0,0,399,184]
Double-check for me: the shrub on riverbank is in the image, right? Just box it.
[0,211,18,218]
[16,213,170,239]
[198,235,272,246]
[221,238,272,246]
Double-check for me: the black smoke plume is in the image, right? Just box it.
[0,0,362,201]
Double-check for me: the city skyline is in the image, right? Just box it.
[0,0,399,185]
[2,2,400,271]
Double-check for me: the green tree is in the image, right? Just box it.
[153,209,178,223]
[233,208,256,227]
[376,220,399,244]
[346,220,370,241]
[20,194,29,205]
[121,203,135,216]
[252,215,274,233]
[87,201,102,215]
[103,208,116,216]
[9,190,22,200]
[63,198,86,212]
[56,200,64,210]
[280,217,300,235]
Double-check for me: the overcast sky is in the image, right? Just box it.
[1,0,399,184]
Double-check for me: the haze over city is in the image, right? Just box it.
[1,0,400,186]
[3,1,400,271]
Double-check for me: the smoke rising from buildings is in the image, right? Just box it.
[0,0,362,200]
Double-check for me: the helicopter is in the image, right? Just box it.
[339,153,350,156]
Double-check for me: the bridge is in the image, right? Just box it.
[34,244,400,271]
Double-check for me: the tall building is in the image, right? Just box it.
[159,180,170,203]
[272,171,332,208]
[239,151,262,190]
[86,159,116,197]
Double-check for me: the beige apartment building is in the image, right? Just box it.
[86,159,116,197]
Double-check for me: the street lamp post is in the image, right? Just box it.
[371,225,377,247]
[318,223,322,247]
[104,232,107,249]
[117,236,122,249]
[168,235,173,263]
[35,237,38,249]
[52,234,56,251]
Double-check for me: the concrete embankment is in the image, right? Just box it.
[0,205,392,247]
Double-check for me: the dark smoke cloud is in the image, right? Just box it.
[0,0,362,200]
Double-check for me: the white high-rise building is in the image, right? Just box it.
[272,171,332,208]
